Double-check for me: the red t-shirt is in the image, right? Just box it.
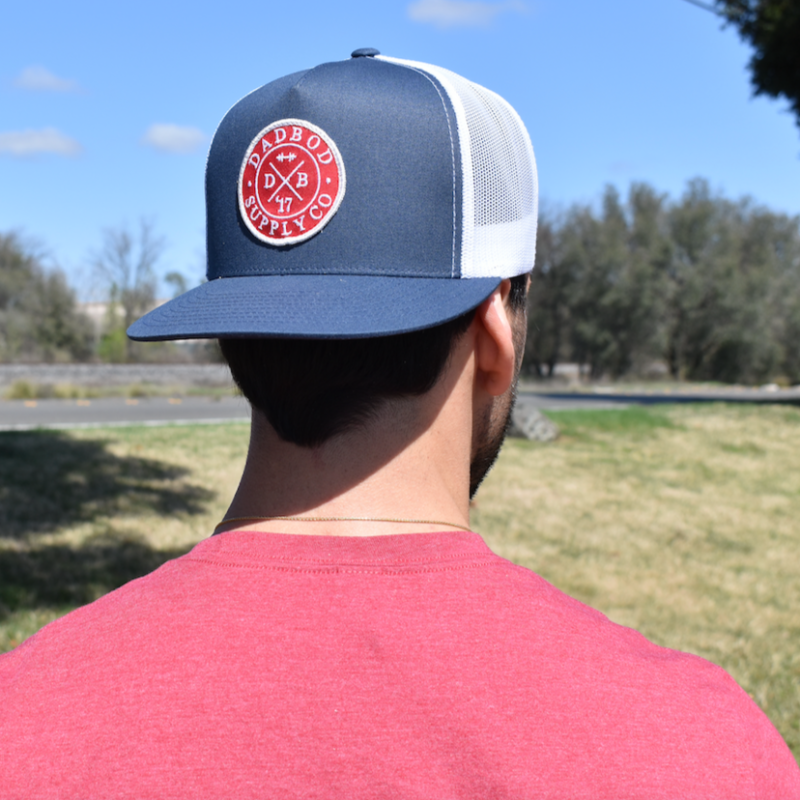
[2,531,798,799]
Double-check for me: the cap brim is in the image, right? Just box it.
[127,274,501,341]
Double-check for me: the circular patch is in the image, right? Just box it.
[238,119,346,246]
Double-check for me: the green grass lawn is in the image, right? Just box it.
[1,405,798,761]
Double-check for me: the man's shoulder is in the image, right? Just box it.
[487,554,748,694]
[0,553,187,678]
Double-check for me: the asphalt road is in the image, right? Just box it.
[520,386,800,410]
[1,388,798,430]
[0,395,251,431]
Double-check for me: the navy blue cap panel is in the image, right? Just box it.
[205,57,463,281]
[128,275,499,341]
[205,69,310,277]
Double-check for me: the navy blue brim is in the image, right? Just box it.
[127,275,502,340]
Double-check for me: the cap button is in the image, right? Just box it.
[351,47,380,58]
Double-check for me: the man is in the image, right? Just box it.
[2,50,798,798]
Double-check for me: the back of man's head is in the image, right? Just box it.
[219,275,528,447]
[128,50,538,445]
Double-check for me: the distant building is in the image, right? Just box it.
[78,300,168,336]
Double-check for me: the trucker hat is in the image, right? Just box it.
[127,48,538,341]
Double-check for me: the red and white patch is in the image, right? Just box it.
[238,119,346,246]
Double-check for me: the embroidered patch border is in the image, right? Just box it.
[237,118,346,246]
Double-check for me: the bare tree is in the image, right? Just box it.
[92,220,165,360]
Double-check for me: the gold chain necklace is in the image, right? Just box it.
[214,515,472,534]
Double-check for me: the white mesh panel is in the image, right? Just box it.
[378,56,538,279]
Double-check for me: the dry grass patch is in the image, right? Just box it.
[473,403,800,760]
[0,423,249,650]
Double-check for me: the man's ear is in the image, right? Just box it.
[472,279,516,397]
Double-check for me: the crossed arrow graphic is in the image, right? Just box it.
[268,159,306,203]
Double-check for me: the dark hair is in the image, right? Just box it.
[221,273,528,447]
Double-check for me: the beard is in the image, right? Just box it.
[469,381,517,500]
[468,301,526,500]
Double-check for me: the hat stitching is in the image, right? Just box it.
[383,62,457,279]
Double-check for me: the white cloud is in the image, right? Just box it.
[142,123,206,154]
[14,65,80,92]
[0,128,82,157]
[407,0,525,28]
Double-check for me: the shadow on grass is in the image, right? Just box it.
[0,535,188,617]
[0,430,215,619]
[0,430,214,539]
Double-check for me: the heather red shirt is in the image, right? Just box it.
[2,531,798,798]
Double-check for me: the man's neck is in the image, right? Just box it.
[220,349,475,538]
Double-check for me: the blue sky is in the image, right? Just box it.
[2,0,798,299]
